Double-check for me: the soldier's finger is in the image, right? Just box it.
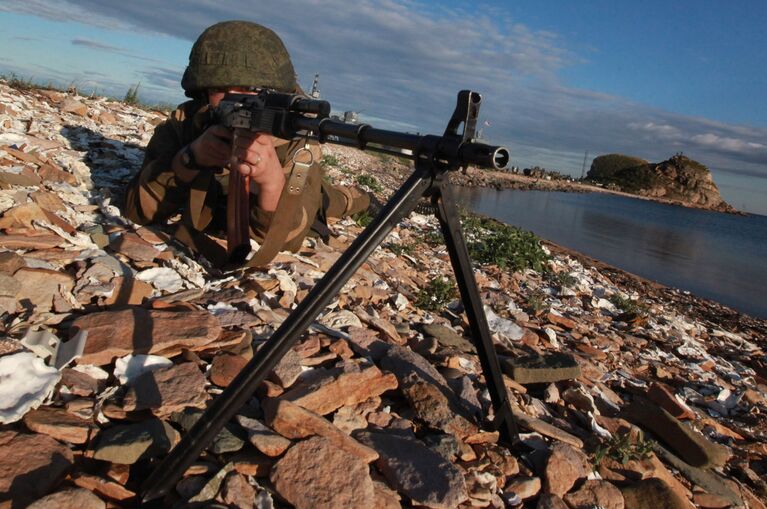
[253,133,275,147]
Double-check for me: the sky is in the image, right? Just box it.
[1,0,766,214]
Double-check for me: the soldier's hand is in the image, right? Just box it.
[231,129,285,211]
[189,125,233,168]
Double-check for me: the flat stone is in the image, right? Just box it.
[355,430,468,509]
[647,382,696,420]
[401,373,478,438]
[209,353,248,387]
[222,472,256,509]
[14,267,75,312]
[422,324,475,353]
[236,415,291,457]
[281,362,398,415]
[72,308,222,366]
[501,352,581,384]
[0,273,20,298]
[547,312,577,330]
[0,431,74,506]
[23,406,95,444]
[269,347,302,388]
[624,399,730,468]
[543,442,589,497]
[171,408,244,454]
[563,480,625,509]
[109,232,160,262]
[27,488,105,509]
[505,476,541,499]
[270,436,376,509]
[264,399,377,462]
[346,326,391,361]
[537,493,569,509]
[60,368,99,396]
[38,161,78,185]
[512,406,584,448]
[0,251,25,274]
[61,98,88,116]
[71,473,135,501]
[92,418,179,464]
[103,276,154,306]
[620,478,690,509]
[30,190,67,213]
[122,362,208,417]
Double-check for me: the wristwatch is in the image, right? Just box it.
[180,144,200,170]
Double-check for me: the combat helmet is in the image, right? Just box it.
[181,20,297,96]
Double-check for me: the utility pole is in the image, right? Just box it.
[580,150,589,180]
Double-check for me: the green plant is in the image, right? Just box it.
[525,289,547,314]
[386,241,415,256]
[593,432,655,467]
[123,82,141,105]
[355,174,383,193]
[414,276,457,311]
[552,271,577,289]
[321,154,340,167]
[461,212,549,272]
[351,209,373,227]
[609,294,649,316]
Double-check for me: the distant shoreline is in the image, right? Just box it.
[450,168,745,215]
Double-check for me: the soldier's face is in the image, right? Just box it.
[207,87,260,107]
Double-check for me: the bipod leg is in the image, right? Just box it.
[432,179,520,446]
[141,168,433,502]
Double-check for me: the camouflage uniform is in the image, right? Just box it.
[123,21,369,267]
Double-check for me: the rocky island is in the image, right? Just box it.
[0,80,765,508]
[586,153,736,213]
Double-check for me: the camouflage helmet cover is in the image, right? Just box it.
[181,20,297,96]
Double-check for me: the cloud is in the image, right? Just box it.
[71,37,163,64]
[2,0,766,188]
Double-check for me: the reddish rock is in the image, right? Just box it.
[264,399,377,462]
[268,347,302,388]
[0,251,25,274]
[547,312,577,330]
[537,493,569,509]
[72,308,221,366]
[0,431,74,506]
[281,363,398,415]
[60,368,100,397]
[564,480,624,509]
[692,491,732,509]
[103,277,153,306]
[27,488,105,509]
[14,267,75,311]
[236,415,292,457]
[355,430,468,509]
[401,375,478,439]
[72,473,135,501]
[506,476,541,500]
[647,382,696,420]
[109,232,160,262]
[544,442,589,497]
[23,406,94,444]
[222,472,256,509]
[209,353,248,387]
[122,362,208,417]
[37,162,78,185]
[61,98,88,116]
[270,436,376,509]
[620,478,690,509]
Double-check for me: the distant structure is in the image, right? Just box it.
[310,74,321,99]
[580,150,589,179]
[343,111,359,124]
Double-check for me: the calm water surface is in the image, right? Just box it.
[454,188,767,319]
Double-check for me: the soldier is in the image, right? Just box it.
[124,20,371,267]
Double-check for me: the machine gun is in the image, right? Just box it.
[212,90,509,262]
[142,90,518,502]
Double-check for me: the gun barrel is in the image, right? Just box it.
[292,117,509,170]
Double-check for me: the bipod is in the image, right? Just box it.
[141,91,520,503]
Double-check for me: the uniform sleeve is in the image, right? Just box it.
[123,109,190,225]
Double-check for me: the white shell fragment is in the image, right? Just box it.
[136,267,184,293]
[114,354,174,385]
[483,305,524,342]
[0,352,61,423]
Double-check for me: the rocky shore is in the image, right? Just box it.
[0,81,765,508]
